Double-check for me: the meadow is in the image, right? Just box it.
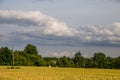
[0,66,120,80]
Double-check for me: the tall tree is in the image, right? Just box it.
[85,58,93,68]
[0,47,12,65]
[112,56,120,69]
[104,57,113,69]
[14,51,32,66]
[24,44,38,55]
[73,51,85,68]
[93,52,106,68]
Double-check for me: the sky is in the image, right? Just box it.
[0,0,120,57]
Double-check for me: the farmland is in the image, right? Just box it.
[0,66,120,80]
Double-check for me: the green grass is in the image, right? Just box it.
[0,66,120,80]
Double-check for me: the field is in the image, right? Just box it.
[0,66,120,80]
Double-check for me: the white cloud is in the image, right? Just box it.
[0,10,77,37]
[112,22,120,35]
[0,10,120,46]
[77,23,120,43]
[43,51,75,58]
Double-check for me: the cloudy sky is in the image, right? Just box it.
[0,0,120,57]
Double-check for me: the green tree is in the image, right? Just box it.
[112,56,120,69]
[14,51,32,66]
[73,51,85,68]
[57,56,72,67]
[93,52,106,68]
[29,55,46,66]
[44,57,58,67]
[24,44,38,55]
[104,57,113,69]
[0,47,12,65]
[85,58,93,68]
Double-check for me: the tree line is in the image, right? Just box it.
[0,44,120,69]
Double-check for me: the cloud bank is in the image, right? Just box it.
[0,10,77,37]
[0,10,120,47]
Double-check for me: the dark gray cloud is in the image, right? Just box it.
[0,18,39,27]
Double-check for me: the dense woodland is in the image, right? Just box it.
[0,44,120,69]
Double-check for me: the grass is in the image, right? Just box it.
[0,66,120,80]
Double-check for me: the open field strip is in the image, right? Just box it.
[0,66,120,80]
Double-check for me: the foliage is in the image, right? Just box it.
[24,44,38,55]
[56,56,73,67]
[0,44,120,69]
[73,51,85,68]
[0,47,12,65]
[92,52,106,68]
[14,51,32,66]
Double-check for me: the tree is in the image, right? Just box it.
[73,51,85,68]
[112,56,120,69]
[0,47,12,65]
[29,55,46,66]
[104,57,113,69]
[14,51,32,66]
[24,44,38,55]
[85,58,93,68]
[93,52,106,68]
[56,56,73,67]
[44,57,58,67]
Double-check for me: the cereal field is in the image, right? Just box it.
[0,66,120,80]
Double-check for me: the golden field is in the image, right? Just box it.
[0,66,120,80]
